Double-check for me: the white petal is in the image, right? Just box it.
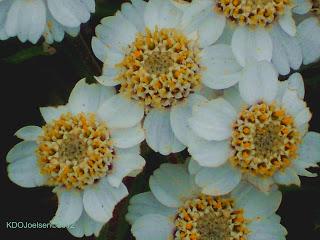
[246,175,275,193]
[278,10,296,36]
[232,27,273,67]
[223,86,246,111]
[40,105,69,123]
[195,163,241,195]
[83,178,128,222]
[144,109,185,155]
[107,154,145,187]
[121,1,146,32]
[270,25,302,75]
[95,12,138,52]
[97,94,144,129]
[6,141,37,163]
[51,188,83,227]
[297,132,320,166]
[188,136,230,167]
[248,218,287,240]
[126,192,175,225]
[5,0,46,43]
[201,44,242,89]
[47,0,91,28]
[239,61,279,105]
[231,182,282,219]
[111,124,145,148]
[281,88,308,117]
[144,0,182,29]
[68,211,104,238]
[15,126,41,141]
[297,17,320,65]
[198,12,226,48]
[170,94,207,146]
[189,98,236,141]
[7,155,46,188]
[293,0,312,14]
[149,163,199,208]
[188,158,202,175]
[273,167,301,186]
[131,214,173,240]
[68,79,116,114]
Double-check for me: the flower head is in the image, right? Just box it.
[188,61,320,193]
[7,79,146,237]
[172,0,315,75]
[127,163,286,240]
[92,0,242,155]
[0,0,95,44]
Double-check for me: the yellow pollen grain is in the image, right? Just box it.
[215,0,292,27]
[174,195,249,240]
[37,112,115,190]
[230,102,301,177]
[116,27,201,111]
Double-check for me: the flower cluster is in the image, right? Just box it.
[4,0,320,239]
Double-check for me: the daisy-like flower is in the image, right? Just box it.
[187,61,320,194]
[172,0,313,76]
[0,0,95,44]
[296,0,320,64]
[126,163,286,240]
[92,0,243,155]
[6,79,145,238]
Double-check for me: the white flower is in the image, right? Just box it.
[296,0,320,64]
[187,61,320,194]
[0,0,95,44]
[126,163,286,240]
[92,0,242,155]
[6,79,146,238]
[172,0,314,75]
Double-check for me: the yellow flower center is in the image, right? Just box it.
[230,102,301,177]
[215,0,292,27]
[116,27,201,111]
[37,112,115,190]
[174,195,249,240]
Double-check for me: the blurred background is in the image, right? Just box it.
[0,0,319,239]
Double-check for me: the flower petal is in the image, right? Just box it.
[231,182,282,219]
[131,214,173,240]
[170,94,207,146]
[278,10,296,36]
[297,17,320,65]
[111,124,145,149]
[83,178,128,223]
[239,61,278,105]
[107,154,145,187]
[68,211,104,238]
[149,163,199,208]
[68,79,116,114]
[144,109,185,155]
[15,126,42,141]
[97,94,144,129]
[126,192,175,224]
[232,27,272,67]
[7,155,46,188]
[6,141,37,163]
[248,218,287,240]
[195,163,241,195]
[40,105,69,123]
[51,188,83,227]
[188,136,230,167]
[189,98,236,141]
[273,167,301,186]
[201,44,242,89]
[144,0,182,29]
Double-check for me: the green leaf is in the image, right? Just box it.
[2,45,51,64]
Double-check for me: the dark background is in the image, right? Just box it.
[0,0,320,239]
